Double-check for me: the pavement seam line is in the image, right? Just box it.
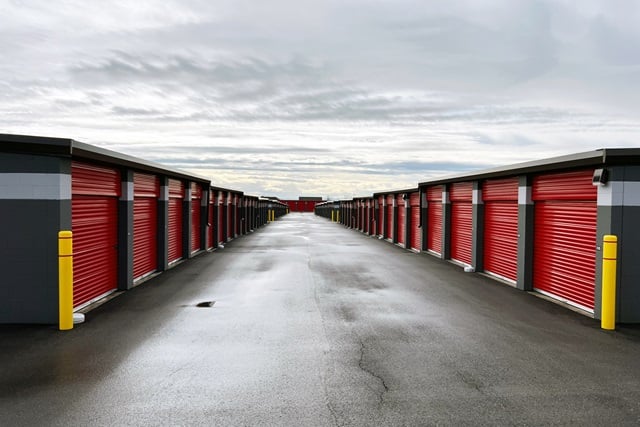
[357,339,389,405]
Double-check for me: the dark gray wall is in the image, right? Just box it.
[596,166,640,322]
[516,176,534,291]
[118,170,134,290]
[0,153,71,324]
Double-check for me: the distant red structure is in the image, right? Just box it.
[282,198,323,212]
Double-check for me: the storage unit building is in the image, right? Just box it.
[418,149,640,321]
[0,133,268,324]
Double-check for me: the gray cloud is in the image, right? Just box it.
[1,0,640,199]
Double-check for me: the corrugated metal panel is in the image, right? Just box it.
[483,178,518,281]
[227,194,233,240]
[426,185,442,201]
[533,170,597,310]
[133,172,159,280]
[218,193,225,243]
[410,192,421,251]
[482,177,519,201]
[168,178,183,197]
[207,192,215,249]
[386,197,394,239]
[378,196,384,235]
[532,170,597,201]
[484,202,518,281]
[191,183,201,253]
[450,182,473,265]
[71,162,119,307]
[168,179,184,264]
[427,201,442,253]
[397,194,406,245]
[133,172,159,198]
[449,181,473,201]
[72,161,120,196]
[451,202,472,265]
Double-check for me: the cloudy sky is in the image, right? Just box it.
[1,0,639,199]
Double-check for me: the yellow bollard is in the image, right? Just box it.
[601,235,618,330]
[336,211,340,223]
[331,211,335,222]
[59,231,74,330]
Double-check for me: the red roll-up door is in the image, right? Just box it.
[450,182,473,265]
[410,192,421,251]
[533,170,597,311]
[133,172,159,281]
[427,186,443,254]
[396,194,406,246]
[191,183,202,253]
[207,190,215,249]
[377,196,384,235]
[219,193,226,243]
[168,179,184,264]
[227,194,234,240]
[386,195,394,239]
[483,178,519,282]
[72,161,120,307]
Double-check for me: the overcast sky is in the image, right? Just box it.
[1,1,639,199]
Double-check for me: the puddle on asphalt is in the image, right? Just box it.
[196,301,216,307]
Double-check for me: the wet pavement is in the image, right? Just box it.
[2,213,640,426]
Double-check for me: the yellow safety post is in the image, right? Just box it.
[601,235,618,330]
[331,211,335,222]
[59,231,74,331]
[336,211,340,223]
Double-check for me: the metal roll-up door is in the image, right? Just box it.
[168,178,184,264]
[72,161,120,307]
[219,193,226,243]
[133,172,159,281]
[410,192,421,251]
[377,196,384,235]
[450,182,473,265]
[386,195,394,240]
[483,178,519,282]
[533,170,597,311]
[207,190,215,249]
[427,186,443,254]
[191,183,202,253]
[227,194,234,240]
[396,194,406,246]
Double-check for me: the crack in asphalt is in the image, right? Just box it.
[456,370,485,394]
[358,339,389,406]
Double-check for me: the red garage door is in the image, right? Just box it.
[72,161,120,307]
[191,183,202,253]
[207,190,215,250]
[410,192,421,251]
[219,193,226,243]
[377,196,384,235]
[396,194,406,246]
[228,194,234,241]
[533,170,597,311]
[368,203,374,235]
[168,179,184,264]
[450,182,473,266]
[483,178,519,282]
[427,186,443,254]
[386,195,394,240]
[133,172,159,281]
